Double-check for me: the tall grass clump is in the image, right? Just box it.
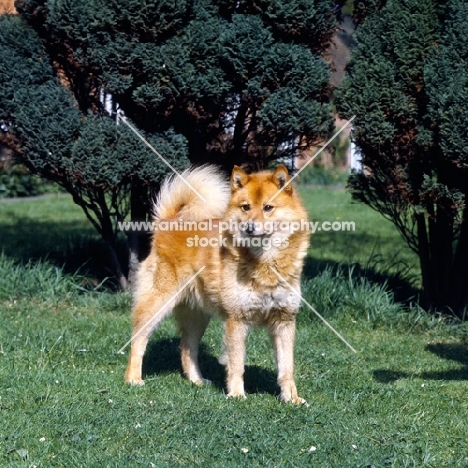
[300,265,406,323]
[0,255,89,302]
[300,264,461,335]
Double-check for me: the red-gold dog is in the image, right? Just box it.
[125,165,310,404]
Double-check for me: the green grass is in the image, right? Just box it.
[1,191,467,467]
[299,186,419,271]
[0,194,125,288]
[300,186,421,301]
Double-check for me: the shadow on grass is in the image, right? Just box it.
[420,343,468,380]
[0,217,130,290]
[142,338,279,397]
[426,342,468,365]
[372,342,468,383]
[372,370,409,384]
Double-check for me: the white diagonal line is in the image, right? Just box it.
[269,266,357,353]
[268,115,356,203]
[118,113,207,202]
[117,266,206,354]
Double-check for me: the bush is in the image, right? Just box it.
[336,0,468,318]
[297,165,348,186]
[0,164,61,198]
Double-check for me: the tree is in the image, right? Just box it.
[336,0,468,318]
[1,0,336,286]
[352,0,387,24]
[0,14,189,288]
[15,0,335,166]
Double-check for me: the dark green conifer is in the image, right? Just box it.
[336,0,468,317]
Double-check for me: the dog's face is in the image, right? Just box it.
[225,165,305,252]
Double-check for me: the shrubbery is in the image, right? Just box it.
[336,0,468,318]
[0,164,60,198]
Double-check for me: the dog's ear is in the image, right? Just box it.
[231,165,250,191]
[273,165,292,194]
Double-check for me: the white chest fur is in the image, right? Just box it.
[220,281,301,324]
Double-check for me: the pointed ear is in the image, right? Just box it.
[273,165,292,194]
[231,165,250,191]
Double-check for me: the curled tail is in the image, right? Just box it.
[153,165,231,221]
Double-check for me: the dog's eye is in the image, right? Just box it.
[263,205,274,213]
[241,204,251,212]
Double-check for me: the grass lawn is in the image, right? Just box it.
[0,190,467,467]
[299,187,420,288]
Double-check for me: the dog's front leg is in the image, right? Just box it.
[125,335,147,385]
[223,318,249,399]
[269,319,307,405]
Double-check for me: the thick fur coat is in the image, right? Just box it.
[125,165,310,404]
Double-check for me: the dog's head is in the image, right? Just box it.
[225,165,307,253]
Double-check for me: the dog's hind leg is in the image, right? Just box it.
[125,290,178,385]
[174,304,211,385]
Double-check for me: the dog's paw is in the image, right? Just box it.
[281,392,308,406]
[126,378,145,386]
[291,396,309,407]
[226,391,247,400]
[192,378,212,386]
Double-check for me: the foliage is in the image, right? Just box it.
[341,0,354,16]
[216,0,337,52]
[15,0,335,166]
[0,1,337,285]
[0,14,190,287]
[0,163,60,198]
[352,0,388,24]
[336,0,468,318]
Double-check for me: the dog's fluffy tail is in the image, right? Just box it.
[153,165,230,221]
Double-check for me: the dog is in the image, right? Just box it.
[125,164,310,404]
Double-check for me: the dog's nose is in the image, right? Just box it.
[245,221,256,235]
[245,221,264,236]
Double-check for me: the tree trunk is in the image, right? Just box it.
[416,213,433,310]
[449,204,468,319]
[418,206,468,319]
[430,207,454,309]
[127,183,152,285]
[232,95,249,155]
[106,240,129,290]
[97,191,129,290]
